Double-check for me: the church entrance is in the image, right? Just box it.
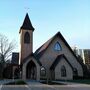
[26,60,37,80]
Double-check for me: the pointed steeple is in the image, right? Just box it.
[20,13,34,31]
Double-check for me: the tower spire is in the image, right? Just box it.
[20,13,34,31]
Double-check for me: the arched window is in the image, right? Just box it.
[24,32,30,44]
[61,65,66,77]
[73,68,78,76]
[40,66,46,76]
[54,42,62,51]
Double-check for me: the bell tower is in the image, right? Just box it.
[19,13,34,64]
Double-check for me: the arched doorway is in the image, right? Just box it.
[26,60,36,80]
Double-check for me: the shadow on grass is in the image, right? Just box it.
[68,79,90,84]
[40,80,66,85]
[4,80,27,85]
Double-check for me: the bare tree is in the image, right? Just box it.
[0,34,16,63]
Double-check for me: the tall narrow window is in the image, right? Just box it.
[61,65,66,77]
[54,42,62,51]
[73,68,78,76]
[40,67,46,76]
[24,32,30,43]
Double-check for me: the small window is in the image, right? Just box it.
[24,32,30,44]
[61,65,66,77]
[54,42,61,51]
[40,67,46,76]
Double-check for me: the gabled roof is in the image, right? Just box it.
[22,53,42,66]
[50,54,74,70]
[34,31,84,69]
[35,37,53,59]
[20,13,34,31]
[34,31,69,59]
[11,52,19,65]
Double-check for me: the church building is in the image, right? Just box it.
[11,13,84,80]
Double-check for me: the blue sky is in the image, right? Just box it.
[0,0,89,52]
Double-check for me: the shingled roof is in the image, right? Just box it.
[35,37,53,59]
[50,54,74,70]
[35,31,84,70]
[20,13,34,31]
[21,53,42,66]
[35,31,68,59]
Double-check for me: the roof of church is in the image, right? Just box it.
[35,31,84,68]
[50,54,74,70]
[20,13,34,31]
[22,53,42,66]
[34,32,68,59]
[11,52,19,65]
[34,36,53,59]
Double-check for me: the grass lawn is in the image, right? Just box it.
[40,80,66,85]
[68,79,90,84]
[4,80,27,85]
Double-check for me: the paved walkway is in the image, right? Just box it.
[0,79,89,86]
[1,85,90,90]
[0,80,90,90]
[0,79,13,85]
[0,79,20,85]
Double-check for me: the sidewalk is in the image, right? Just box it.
[26,80,42,85]
[0,79,19,85]
[0,79,90,86]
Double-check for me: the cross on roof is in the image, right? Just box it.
[24,7,30,12]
